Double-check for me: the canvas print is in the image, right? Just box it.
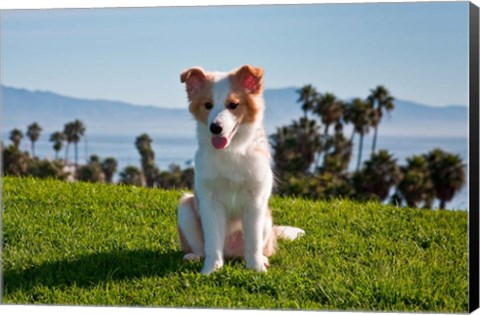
[0,2,475,312]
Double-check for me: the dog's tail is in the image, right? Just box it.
[273,225,305,241]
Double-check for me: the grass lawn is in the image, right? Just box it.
[1,176,469,312]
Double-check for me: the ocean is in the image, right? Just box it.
[4,133,469,211]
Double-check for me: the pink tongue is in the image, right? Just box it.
[211,136,228,150]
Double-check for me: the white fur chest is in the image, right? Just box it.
[195,145,272,183]
[194,146,273,214]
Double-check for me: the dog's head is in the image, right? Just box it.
[181,65,264,151]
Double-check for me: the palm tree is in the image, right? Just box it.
[313,92,345,168]
[156,163,195,190]
[135,133,153,154]
[63,123,74,163]
[89,154,101,164]
[9,128,24,149]
[49,131,65,160]
[396,155,434,208]
[26,122,42,157]
[368,85,395,154]
[353,149,402,201]
[101,157,118,184]
[424,148,466,209]
[344,98,375,171]
[271,125,298,174]
[28,159,66,180]
[270,117,322,175]
[76,157,103,183]
[135,133,157,187]
[3,144,29,176]
[72,120,86,166]
[314,92,345,137]
[293,117,323,170]
[119,166,144,186]
[64,120,86,166]
[296,85,318,120]
[321,129,353,175]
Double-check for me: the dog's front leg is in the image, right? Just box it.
[242,202,268,272]
[199,197,227,275]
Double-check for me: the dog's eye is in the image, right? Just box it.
[227,102,239,110]
[204,102,213,110]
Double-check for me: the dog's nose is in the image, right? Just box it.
[210,123,223,135]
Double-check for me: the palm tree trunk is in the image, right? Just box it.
[372,125,378,154]
[357,133,364,171]
[32,141,35,158]
[55,150,59,160]
[74,142,78,167]
[439,199,447,209]
[324,124,330,146]
[65,143,70,163]
[313,152,321,172]
[315,124,330,170]
[106,173,113,184]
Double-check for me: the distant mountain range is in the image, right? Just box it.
[1,85,468,138]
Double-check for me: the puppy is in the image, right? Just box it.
[178,65,304,274]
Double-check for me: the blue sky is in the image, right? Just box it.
[1,2,469,108]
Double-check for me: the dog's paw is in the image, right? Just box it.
[201,259,223,275]
[246,256,268,272]
[262,255,270,268]
[183,253,202,261]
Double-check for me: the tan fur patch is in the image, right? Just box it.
[188,79,214,125]
[228,66,264,124]
[182,65,264,126]
[181,67,216,125]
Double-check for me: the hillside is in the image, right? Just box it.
[1,85,193,137]
[1,85,468,137]
[2,177,468,311]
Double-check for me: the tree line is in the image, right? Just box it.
[2,121,194,190]
[2,84,466,210]
[269,84,466,209]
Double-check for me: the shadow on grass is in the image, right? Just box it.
[4,249,190,294]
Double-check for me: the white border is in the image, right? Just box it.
[0,0,477,10]
[0,305,451,315]
[0,1,477,315]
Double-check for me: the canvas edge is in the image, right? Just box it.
[469,1,480,313]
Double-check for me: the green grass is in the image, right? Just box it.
[1,176,468,312]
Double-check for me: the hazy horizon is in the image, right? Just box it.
[1,83,469,110]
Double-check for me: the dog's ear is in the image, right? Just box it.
[180,67,207,99]
[232,65,263,95]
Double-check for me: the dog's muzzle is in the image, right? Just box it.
[210,123,223,135]
[210,123,238,150]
